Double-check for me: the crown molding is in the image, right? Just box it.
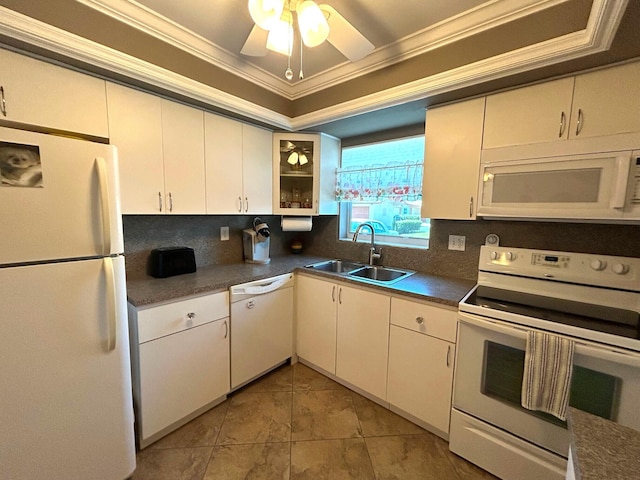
[290,0,628,130]
[76,0,575,100]
[0,0,627,133]
[0,6,292,129]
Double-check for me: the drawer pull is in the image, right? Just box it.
[186,312,195,327]
[415,316,424,325]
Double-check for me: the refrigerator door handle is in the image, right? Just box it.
[96,157,112,256]
[104,257,117,352]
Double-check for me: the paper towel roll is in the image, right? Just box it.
[281,216,313,232]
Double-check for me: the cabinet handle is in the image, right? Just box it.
[158,192,163,212]
[469,196,474,218]
[331,285,336,302]
[223,320,228,339]
[558,111,566,138]
[237,196,243,213]
[446,345,452,367]
[576,108,584,136]
[186,312,195,327]
[245,196,249,213]
[168,192,173,212]
[0,86,6,116]
[338,287,342,304]
[415,316,424,325]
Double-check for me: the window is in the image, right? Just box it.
[337,136,430,248]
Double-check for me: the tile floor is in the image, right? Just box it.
[132,362,497,480]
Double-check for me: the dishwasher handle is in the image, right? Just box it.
[234,276,290,296]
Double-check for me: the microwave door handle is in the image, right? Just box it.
[611,156,632,209]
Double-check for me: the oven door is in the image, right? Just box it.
[454,312,640,456]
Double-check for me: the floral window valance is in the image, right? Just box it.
[335,161,423,203]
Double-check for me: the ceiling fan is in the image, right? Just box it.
[241,0,374,78]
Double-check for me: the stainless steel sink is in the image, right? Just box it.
[348,265,414,284]
[305,260,415,285]
[305,260,364,274]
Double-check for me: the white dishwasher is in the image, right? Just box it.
[229,273,294,389]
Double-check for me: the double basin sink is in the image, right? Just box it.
[304,260,415,285]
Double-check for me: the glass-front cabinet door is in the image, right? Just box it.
[272,132,339,215]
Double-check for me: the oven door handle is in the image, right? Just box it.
[458,312,640,368]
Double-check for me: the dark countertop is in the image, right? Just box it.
[126,254,476,308]
[568,408,640,480]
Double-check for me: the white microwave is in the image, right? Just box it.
[477,150,640,222]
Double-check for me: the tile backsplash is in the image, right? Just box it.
[123,215,640,281]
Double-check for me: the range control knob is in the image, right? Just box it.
[505,252,515,261]
[590,259,607,271]
[612,263,630,275]
[490,251,499,260]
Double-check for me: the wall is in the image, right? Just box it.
[123,215,640,281]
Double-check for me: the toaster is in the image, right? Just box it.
[148,247,196,278]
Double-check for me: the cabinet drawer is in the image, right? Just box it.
[137,292,229,343]
[390,297,457,342]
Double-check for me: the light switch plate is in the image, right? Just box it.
[220,226,229,241]
[448,235,466,251]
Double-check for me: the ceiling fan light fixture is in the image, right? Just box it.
[296,1,329,47]
[266,13,293,56]
[248,0,285,30]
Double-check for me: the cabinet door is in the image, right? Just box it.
[569,61,640,139]
[422,97,485,220]
[336,285,390,400]
[483,77,575,148]
[138,317,230,441]
[295,275,338,374]
[242,124,273,214]
[273,133,318,215]
[204,113,244,214]
[388,325,455,435]
[0,49,109,138]
[106,83,165,214]
[161,100,206,214]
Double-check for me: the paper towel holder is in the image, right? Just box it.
[281,216,313,232]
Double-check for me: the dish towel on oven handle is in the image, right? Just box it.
[521,330,575,421]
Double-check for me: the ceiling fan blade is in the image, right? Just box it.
[320,5,374,62]
[240,25,269,56]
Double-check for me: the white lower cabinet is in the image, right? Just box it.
[128,292,230,448]
[387,297,457,438]
[336,285,391,401]
[295,274,339,374]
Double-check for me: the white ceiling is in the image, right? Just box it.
[80,0,519,97]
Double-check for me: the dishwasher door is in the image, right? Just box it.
[229,273,294,389]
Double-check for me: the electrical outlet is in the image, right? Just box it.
[220,226,229,241]
[448,235,466,251]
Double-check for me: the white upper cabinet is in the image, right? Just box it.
[273,132,339,216]
[569,61,640,139]
[106,83,205,214]
[161,99,206,214]
[483,77,575,149]
[0,48,108,138]
[205,113,272,214]
[106,83,164,214]
[483,60,640,149]
[421,97,485,220]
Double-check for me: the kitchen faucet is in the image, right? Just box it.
[352,222,382,265]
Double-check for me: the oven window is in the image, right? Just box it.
[482,342,619,426]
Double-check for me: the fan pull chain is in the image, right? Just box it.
[299,41,304,79]
[285,0,294,80]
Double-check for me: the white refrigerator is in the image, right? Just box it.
[0,127,136,479]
